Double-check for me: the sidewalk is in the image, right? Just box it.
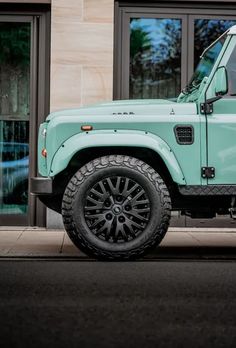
[1,226,236,259]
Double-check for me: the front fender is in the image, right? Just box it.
[49,130,186,185]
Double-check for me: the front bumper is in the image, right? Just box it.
[31,177,53,195]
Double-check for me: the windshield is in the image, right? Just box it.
[186,32,228,92]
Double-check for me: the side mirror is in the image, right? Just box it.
[215,66,228,96]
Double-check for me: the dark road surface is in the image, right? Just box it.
[1,260,236,348]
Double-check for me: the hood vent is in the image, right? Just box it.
[174,125,194,145]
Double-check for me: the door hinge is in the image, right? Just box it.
[200,96,222,114]
[200,102,213,114]
[201,167,215,179]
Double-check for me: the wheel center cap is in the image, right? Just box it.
[113,205,122,214]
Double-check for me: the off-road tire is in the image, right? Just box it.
[62,155,171,260]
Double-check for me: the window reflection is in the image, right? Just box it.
[130,18,182,99]
[190,34,227,88]
[0,22,30,216]
[194,19,236,68]
[226,44,236,96]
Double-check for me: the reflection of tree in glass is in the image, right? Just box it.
[0,23,30,119]
[194,20,236,68]
[130,18,181,99]
[0,23,30,67]
[130,26,152,98]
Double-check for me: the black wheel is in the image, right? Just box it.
[62,155,171,260]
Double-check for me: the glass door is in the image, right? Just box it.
[0,17,32,225]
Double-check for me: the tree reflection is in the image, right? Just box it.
[129,18,236,100]
[194,19,236,68]
[130,18,181,99]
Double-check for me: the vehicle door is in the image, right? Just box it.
[205,35,236,185]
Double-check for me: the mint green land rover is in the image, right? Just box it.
[32,26,236,260]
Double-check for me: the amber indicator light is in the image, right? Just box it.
[81,125,93,131]
[41,148,47,157]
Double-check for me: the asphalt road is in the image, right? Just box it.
[1,260,236,348]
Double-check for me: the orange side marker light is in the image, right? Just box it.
[41,148,47,157]
[81,125,93,131]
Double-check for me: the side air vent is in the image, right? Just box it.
[174,125,194,145]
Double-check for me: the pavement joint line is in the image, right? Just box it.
[188,232,205,245]
[6,230,25,255]
[17,230,25,240]
[59,232,66,254]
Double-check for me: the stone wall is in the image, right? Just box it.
[50,0,114,111]
[48,0,114,227]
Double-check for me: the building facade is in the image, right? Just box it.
[1,0,236,227]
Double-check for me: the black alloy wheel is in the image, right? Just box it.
[62,155,171,260]
[84,176,151,243]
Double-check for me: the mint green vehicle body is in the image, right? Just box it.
[42,102,199,185]
[35,26,236,218]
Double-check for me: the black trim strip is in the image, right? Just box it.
[179,185,236,196]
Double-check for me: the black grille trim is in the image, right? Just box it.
[174,125,194,145]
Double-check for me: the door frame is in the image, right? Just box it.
[0,7,50,226]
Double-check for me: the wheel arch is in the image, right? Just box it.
[52,146,182,209]
[49,131,185,186]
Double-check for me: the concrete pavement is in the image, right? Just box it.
[1,226,236,258]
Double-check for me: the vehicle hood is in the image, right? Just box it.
[46,99,196,121]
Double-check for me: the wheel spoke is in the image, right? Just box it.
[90,188,105,199]
[90,215,105,228]
[117,223,128,242]
[125,209,149,222]
[98,181,107,195]
[95,220,112,237]
[85,206,102,211]
[112,217,128,242]
[85,213,105,219]
[109,195,115,205]
[84,175,150,244]
[133,207,150,213]
[116,176,121,193]
[86,196,100,205]
[112,216,119,242]
[122,178,130,196]
[104,220,114,240]
[129,189,145,205]
[133,199,149,206]
[123,223,137,239]
[125,216,144,230]
[124,219,138,236]
[123,182,139,197]
[106,177,121,195]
